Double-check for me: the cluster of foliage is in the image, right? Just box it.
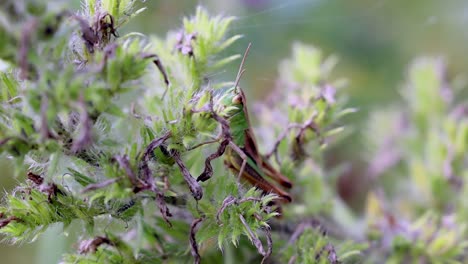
[363,58,468,263]
[0,0,466,263]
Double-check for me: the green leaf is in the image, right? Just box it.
[67,168,97,186]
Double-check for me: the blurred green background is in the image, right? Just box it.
[2,0,468,262]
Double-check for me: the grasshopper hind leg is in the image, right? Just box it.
[226,143,292,203]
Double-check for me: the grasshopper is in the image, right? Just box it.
[196,44,292,203]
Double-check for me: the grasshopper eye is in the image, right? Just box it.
[232,94,242,104]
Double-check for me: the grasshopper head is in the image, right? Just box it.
[214,87,244,118]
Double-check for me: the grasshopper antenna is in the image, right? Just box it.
[234,43,252,93]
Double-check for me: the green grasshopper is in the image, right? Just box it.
[196,44,292,203]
